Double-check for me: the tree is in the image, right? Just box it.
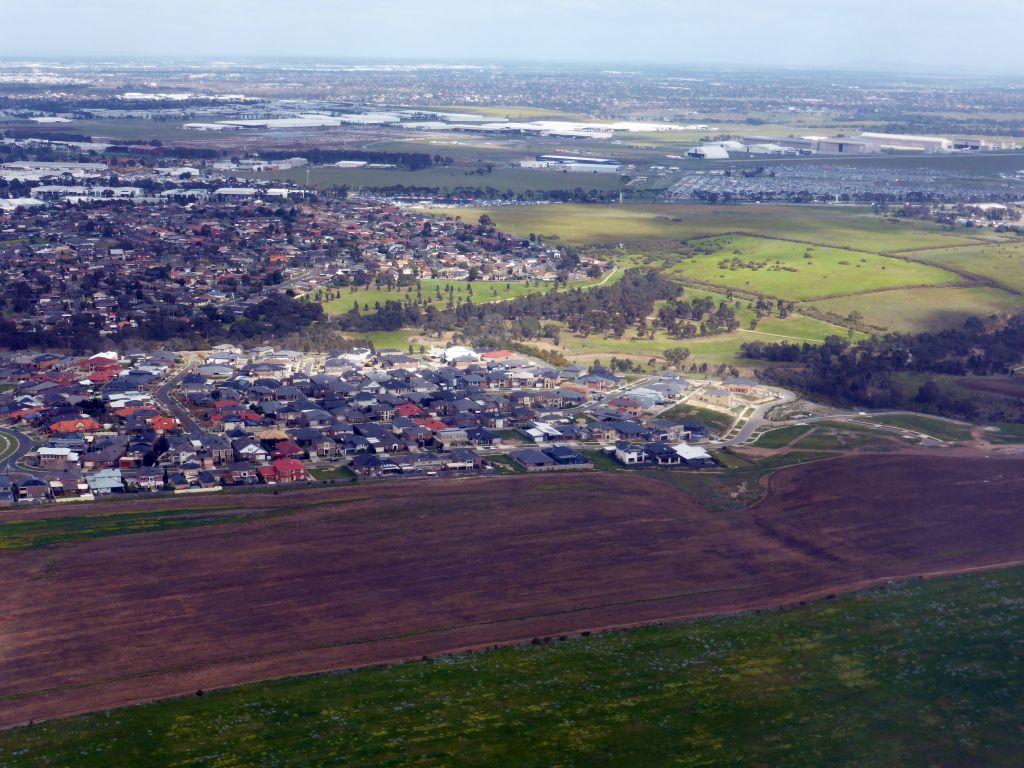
[664,347,691,366]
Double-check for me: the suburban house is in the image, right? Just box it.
[613,442,647,465]
[258,458,309,484]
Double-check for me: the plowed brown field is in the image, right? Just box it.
[2,455,1023,727]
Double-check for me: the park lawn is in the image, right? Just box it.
[6,567,1019,767]
[863,414,974,443]
[806,285,1024,334]
[667,235,960,301]
[906,241,1024,294]
[421,204,980,252]
[320,274,622,316]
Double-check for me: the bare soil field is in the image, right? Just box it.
[2,458,1023,728]
[957,376,1024,398]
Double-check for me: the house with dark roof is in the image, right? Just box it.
[510,448,557,472]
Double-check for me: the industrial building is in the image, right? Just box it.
[858,132,954,153]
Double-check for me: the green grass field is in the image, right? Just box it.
[788,424,904,452]
[4,568,1018,767]
[809,285,1024,333]
[862,413,974,443]
[423,204,982,252]
[907,241,1024,295]
[659,402,736,434]
[667,235,959,300]
[548,311,850,368]
[749,424,814,448]
[318,274,620,316]
[0,506,273,550]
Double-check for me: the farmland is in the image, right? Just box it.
[2,454,1023,729]
[1,568,1019,768]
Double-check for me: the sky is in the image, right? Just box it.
[5,0,1024,74]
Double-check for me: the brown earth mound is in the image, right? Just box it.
[2,456,1023,727]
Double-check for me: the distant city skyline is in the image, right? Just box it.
[5,0,1024,75]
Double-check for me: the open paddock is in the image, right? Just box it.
[423,204,983,252]
[667,234,959,300]
[2,456,1023,727]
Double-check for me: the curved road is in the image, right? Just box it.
[0,427,41,476]
[718,387,799,447]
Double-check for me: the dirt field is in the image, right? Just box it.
[958,376,1024,398]
[2,457,1023,728]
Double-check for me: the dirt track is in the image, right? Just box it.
[2,455,1023,728]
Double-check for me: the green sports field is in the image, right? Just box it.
[1,568,1018,767]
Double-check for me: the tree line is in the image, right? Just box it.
[741,314,1024,421]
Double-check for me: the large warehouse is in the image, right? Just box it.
[859,132,954,153]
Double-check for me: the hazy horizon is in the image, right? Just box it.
[6,0,1024,76]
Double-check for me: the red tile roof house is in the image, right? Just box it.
[79,357,122,374]
[272,440,305,459]
[50,418,102,435]
[258,458,309,484]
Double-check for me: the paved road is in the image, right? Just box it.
[718,388,799,447]
[154,356,210,440]
[0,427,41,477]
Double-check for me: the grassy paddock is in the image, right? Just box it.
[422,204,981,251]
[904,241,1024,295]
[809,285,1023,333]
[667,234,959,300]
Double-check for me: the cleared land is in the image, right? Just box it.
[2,455,1023,728]
[1,568,1018,767]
